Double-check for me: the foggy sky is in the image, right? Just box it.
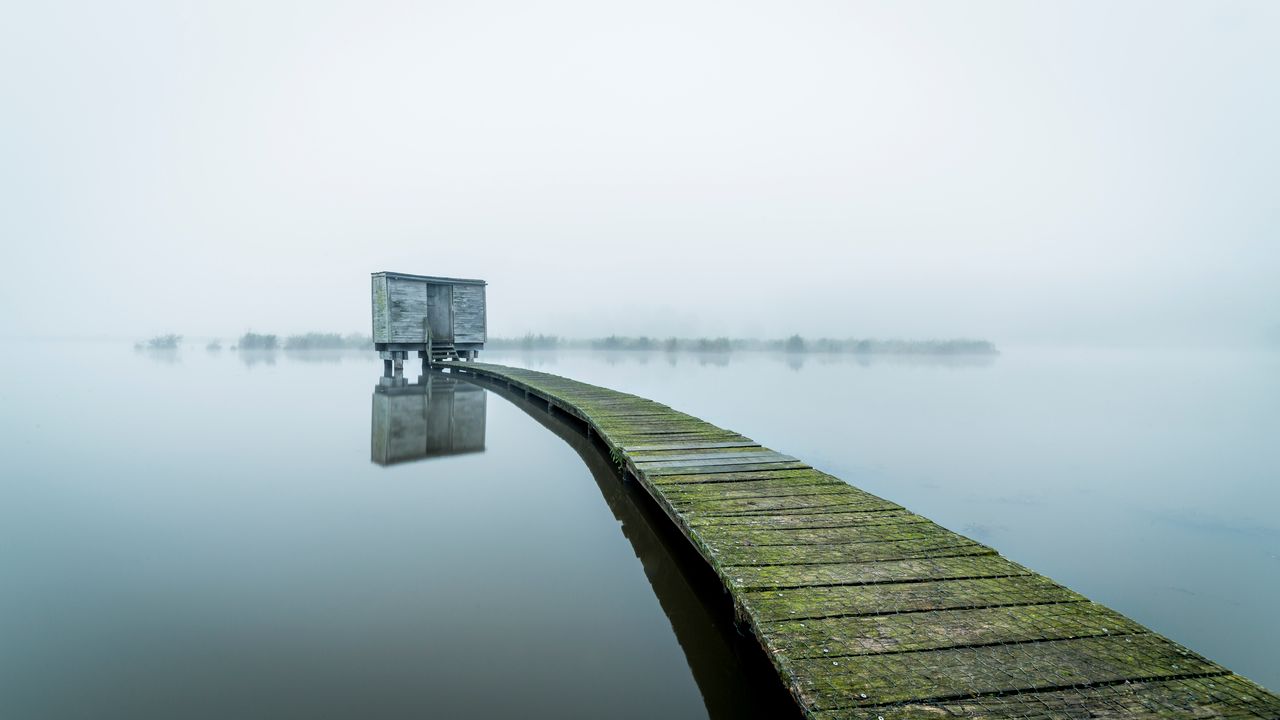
[2,0,1277,345]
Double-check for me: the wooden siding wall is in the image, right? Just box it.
[371,275,391,343]
[388,277,431,343]
[452,284,486,343]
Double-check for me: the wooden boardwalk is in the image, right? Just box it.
[448,362,1280,719]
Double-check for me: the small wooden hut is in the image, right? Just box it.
[371,272,486,363]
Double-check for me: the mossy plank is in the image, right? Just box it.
[790,634,1223,710]
[635,452,799,469]
[645,460,812,476]
[631,449,782,462]
[695,520,958,548]
[670,491,897,515]
[648,468,830,485]
[743,575,1081,622]
[760,601,1141,658]
[707,537,993,568]
[725,554,1029,591]
[686,509,915,530]
[809,675,1280,720]
[661,479,853,502]
[624,440,760,452]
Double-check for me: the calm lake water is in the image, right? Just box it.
[1,342,1277,718]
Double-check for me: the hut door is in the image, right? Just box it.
[427,284,454,343]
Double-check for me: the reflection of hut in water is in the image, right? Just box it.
[371,374,487,466]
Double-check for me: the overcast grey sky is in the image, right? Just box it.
[2,0,1277,344]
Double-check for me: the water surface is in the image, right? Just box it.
[488,346,1280,690]
[1,342,1276,719]
[0,343,791,719]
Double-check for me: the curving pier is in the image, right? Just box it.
[447,361,1280,718]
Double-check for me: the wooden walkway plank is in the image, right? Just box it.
[708,536,993,567]
[812,675,1280,720]
[742,575,1082,622]
[645,461,812,476]
[664,482,876,503]
[696,520,960,547]
[724,554,1031,591]
[760,601,1142,658]
[791,634,1222,710]
[446,361,1280,719]
[647,468,827,485]
[634,452,800,469]
[622,438,757,448]
[686,509,917,530]
[674,493,900,516]
[630,449,780,462]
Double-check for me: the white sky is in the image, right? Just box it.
[2,0,1277,344]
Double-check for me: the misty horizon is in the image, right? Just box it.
[3,1,1278,347]
[3,2,1279,713]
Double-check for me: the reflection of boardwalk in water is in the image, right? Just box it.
[449,362,1280,719]
[470,373,802,718]
[370,374,486,466]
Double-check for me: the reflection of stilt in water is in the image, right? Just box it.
[471,375,800,720]
[370,373,487,466]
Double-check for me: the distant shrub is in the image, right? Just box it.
[238,332,278,350]
[146,334,182,350]
[487,334,559,350]
[520,333,559,350]
[277,332,371,350]
[284,333,345,350]
[694,337,731,353]
[470,333,996,355]
[343,333,372,349]
[592,335,623,351]
[206,340,222,351]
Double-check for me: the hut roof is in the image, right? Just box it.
[372,271,486,285]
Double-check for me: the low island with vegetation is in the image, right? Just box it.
[139,331,995,356]
[487,334,997,355]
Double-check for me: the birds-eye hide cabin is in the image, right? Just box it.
[371,272,486,370]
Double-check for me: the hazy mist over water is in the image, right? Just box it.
[2,0,1278,346]
[2,0,1278,714]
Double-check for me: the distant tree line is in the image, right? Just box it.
[135,334,182,350]
[486,335,997,355]
[139,331,995,355]
[138,332,372,351]
[237,332,370,350]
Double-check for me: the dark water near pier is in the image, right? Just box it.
[1,342,1276,718]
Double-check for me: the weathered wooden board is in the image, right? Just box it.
[743,575,1082,622]
[649,468,841,486]
[645,461,812,476]
[811,675,1280,720]
[686,509,912,530]
[724,554,1029,591]
[451,282,486,343]
[630,450,779,462]
[759,601,1139,657]
[444,361,1280,719]
[634,452,798,469]
[708,536,992,567]
[696,519,954,547]
[791,634,1221,710]
[624,440,761,452]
